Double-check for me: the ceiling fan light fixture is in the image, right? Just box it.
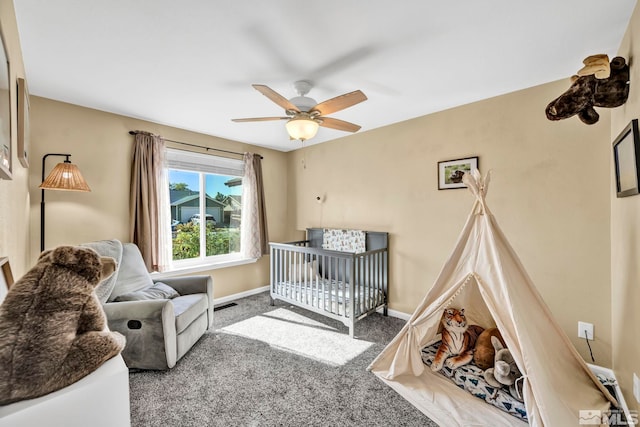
[286,117,319,141]
[233,83,366,141]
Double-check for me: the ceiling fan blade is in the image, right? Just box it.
[311,90,367,116]
[232,116,289,122]
[252,84,300,113]
[308,46,375,82]
[319,117,362,133]
[246,26,298,72]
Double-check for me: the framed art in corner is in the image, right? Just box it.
[17,77,29,168]
[0,30,10,180]
[0,256,14,304]
[613,119,640,198]
[438,156,479,190]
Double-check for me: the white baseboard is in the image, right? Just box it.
[387,308,411,321]
[376,306,411,321]
[213,285,270,307]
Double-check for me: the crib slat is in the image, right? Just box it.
[277,248,281,294]
[363,254,368,315]
[322,254,327,312]
[373,253,380,306]
[303,251,307,305]
[297,251,301,303]
[378,252,382,307]
[371,252,376,308]
[336,257,341,316]
[270,246,275,298]
[338,256,342,317]
[373,253,377,309]
[356,256,362,317]
[325,254,329,312]
[309,254,313,307]
[329,257,338,314]
[349,256,355,321]
[376,253,385,305]
[376,252,381,307]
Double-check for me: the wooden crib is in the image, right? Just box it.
[269,228,388,338]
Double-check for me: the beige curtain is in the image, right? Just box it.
[241,153,269,258]
[130,131,171,271]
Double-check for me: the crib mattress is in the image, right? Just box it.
[421,341,528,422]
[273,279,383,316]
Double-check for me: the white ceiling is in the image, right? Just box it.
[13,0,637,152]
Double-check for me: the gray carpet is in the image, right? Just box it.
[129,292,437,426]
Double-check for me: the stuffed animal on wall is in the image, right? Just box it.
[473,327,505,370]
[484,336,524,401]
[545,54,630,125]
[431,308,484,372]
[576,54,612,79]
[0,246,125,405]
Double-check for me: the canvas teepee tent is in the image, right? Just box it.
[368,170,617,427]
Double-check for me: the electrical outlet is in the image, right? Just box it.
[634,373,640,403]
[578,321,594,340]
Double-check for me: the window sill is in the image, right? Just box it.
[151,257,258,279]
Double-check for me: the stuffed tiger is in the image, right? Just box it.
[431,308,484,372]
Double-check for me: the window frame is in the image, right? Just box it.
[165,149,247,270]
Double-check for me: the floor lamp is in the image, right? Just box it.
[40,153,91,252]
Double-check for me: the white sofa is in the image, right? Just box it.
[0,355,130,427]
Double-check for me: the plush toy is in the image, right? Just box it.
[545,54,630,125]
[431,308,484,372]
[0,246,126,405]
[484,336,524,401]
[576,54,611,79]
[473,327,505,370]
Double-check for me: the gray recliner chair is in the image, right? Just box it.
[84,240,213,370]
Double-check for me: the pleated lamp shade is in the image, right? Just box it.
[39,161,91,192]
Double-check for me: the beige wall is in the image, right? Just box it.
[0,0,29,276]
[288,80,613,366]
[612,1,640,412]
[7,0,632,406]
[28,96,292,299]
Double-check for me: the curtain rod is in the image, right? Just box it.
[128,131,263,159]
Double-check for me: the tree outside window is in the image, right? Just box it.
[169,170,242,262]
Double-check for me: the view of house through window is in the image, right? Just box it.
[169,169,242,262]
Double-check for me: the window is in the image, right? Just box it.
[166,149,243,267]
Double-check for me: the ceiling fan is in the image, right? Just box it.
[232,80,367,141]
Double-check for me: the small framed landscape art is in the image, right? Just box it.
[613,119,640,198]
[438,156,479,190]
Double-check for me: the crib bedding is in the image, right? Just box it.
[272,278,384,316]
[421,341,528,422]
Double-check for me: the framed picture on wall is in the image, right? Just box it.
[613,119,640,198]
[17,77,29,168]
[0,31,11,180]
[438,156,479,190]
[0,257,14,304]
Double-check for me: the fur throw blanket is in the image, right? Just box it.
[0,246,125,405]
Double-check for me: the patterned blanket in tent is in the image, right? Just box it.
[421,341,528,422]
